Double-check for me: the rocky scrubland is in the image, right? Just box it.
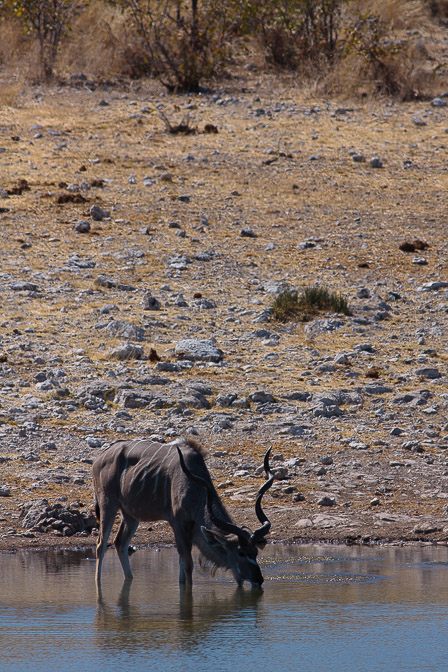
[0,75,448,551]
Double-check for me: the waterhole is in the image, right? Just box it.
[1,544,447,672]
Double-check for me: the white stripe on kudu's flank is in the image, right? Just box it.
[152,445,173,496]
[136,465,150,499]
[120,456,129,492]
[163,452,177,508]
[133,443,166,498]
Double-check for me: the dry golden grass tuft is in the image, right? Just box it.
[349,0,432,30]
[60,2,129,79]
[0,79,23,107]
[0,18,28,67]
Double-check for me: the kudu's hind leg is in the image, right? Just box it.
[95,501,119,586]
[114,512,139,580]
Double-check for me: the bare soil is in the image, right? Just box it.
[0,75,448,554]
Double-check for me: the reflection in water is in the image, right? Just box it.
[1,544,447,672]
[95,578,264,656]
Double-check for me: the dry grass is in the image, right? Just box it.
[58,2,129,79]
[0,79,23,107]
[0,0,445,98]
[348,0,432,30]
[328,45,443,100]
[325,0,448,99]
[0,19,39,83]
[0,19,28,65]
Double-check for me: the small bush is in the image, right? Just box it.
[342,13,404,96]
[301,285,351,315]
[230,0,343,70]
[330,1,441,100]
[110,0,231,92]
[1,0,85,81]
[272,285,350,322]
[271,289,301,322]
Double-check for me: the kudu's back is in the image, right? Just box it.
[93,436,214,525]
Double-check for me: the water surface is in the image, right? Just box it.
[1,544,447,672]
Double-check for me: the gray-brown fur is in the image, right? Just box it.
[93,437,274,588]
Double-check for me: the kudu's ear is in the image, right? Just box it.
[201,526,231,549]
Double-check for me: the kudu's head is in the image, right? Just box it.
[177,447,274,588]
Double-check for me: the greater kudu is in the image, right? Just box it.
[93,437,274,587]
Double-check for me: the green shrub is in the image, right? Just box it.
[301,285,350,315]
[271,289,301,322]
[272,285,350,322]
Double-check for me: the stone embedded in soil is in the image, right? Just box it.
[90,204,110,221]
[370,156,383,168]
[169,254,192,270]
[295,518,313,528]
[108,342,145,361]
[417,281,448,291]
[21,499,96,536]
[240,227,257,238]
[415,367,442,379]
[95,275,117,289]
[175,339,224,363]
[75,219,90,233]
[248,391,276,404]
[304,318,344,338]
[142,292,161,310]
[317,496,336,507]
[312,403,342,418]
[105,320,145,341]
[430,97,447,107]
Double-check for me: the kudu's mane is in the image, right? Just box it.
[183,435,205,455]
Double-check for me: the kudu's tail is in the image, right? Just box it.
[94,497,100,524]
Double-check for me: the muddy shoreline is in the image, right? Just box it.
[1,505,446,554]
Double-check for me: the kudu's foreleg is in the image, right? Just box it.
[114,512,139,580]
[95,501,119,586]
[173,524,194,585]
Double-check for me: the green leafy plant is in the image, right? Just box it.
[272,285,350,322]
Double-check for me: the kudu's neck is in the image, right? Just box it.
[192,491,235,569]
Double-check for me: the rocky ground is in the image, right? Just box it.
[0,74,448,553]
